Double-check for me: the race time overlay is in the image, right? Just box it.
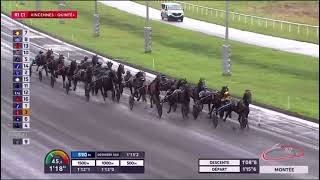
[71,151,145,173]
[198,159,259,173]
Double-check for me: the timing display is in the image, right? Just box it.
[71,151,145,173]
[44,150,71,173]
[198,159,259,173]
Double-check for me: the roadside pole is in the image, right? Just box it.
[93,0,100,37]
[144,1,152,53]
[222,0,231,76]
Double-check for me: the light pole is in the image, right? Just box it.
[35,0,40,10]
[222,0,231,76]
[93,0,100,37]
[19,0,25,5]
[144,1,152,53]
[58,0,65,24]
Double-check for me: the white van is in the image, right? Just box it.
[161,2,184,22]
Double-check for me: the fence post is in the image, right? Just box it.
[245,15,246,24]
[251,16,253,25]
[281,22,283,30]
[297,25,300,34]
[258,18,260,26]
[289,24,291,32]
[265,19,267,28]
[306,26,309,37]
[206,8,208,15]
[238,14,240,21]
[273,20,275,29]
[232,13,235,21]
[211,8,213,16]
[216,10,218,17]
[317,27,319,37]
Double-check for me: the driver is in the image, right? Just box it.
[81,56,89,64]
[35,50,43,63]
[198,78,209,98]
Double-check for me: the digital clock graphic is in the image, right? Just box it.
[44,150,70,173]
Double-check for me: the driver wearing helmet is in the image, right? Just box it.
[35,50,43,63]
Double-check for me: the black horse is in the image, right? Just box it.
[116,64,125,95]
[52,54,67,88]
[65,60,78,94]
[96,69,118,101]
[221,90,252,129]
[148,75,162,118]
[162,79,191,119]
[72,65,93,101]
[34,50,52,75]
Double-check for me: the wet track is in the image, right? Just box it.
[1,14,319,179]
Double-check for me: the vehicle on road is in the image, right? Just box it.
[161,2,184,22]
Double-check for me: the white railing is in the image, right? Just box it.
[156,0,319,38]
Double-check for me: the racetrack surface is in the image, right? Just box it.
[99,1,319,58]
[1,15,319,179]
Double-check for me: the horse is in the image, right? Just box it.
[65,60,78,94]
[52,54,67,88]
[192,88,218,120]
[92,69,118,101]
[45,49,56,76]
[128,71,147,102]
[162,79,191,119]
[148,75,162,118]
[208,86,230,119]
[116,64,125,95]
[221,90,252,129]
[40,50,53,73]
[72,65,93,97]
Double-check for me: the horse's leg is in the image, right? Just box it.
[112,87,115,101]
[173,102,177,112]
[73,80,77,91]
[186,103,190,118]
[224,110,231,122]
[95,83,99,95]
[167,101,172,114]
[62,74,66,88]
[36,65,39,71]
[208,103,211,114]
[142,89,147,102]
[100,86,105,101]
[181,105,185,119]
[45,66,48,76]
[150,94,153,108]
[209,105,214,119]
[137,90,141,102]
